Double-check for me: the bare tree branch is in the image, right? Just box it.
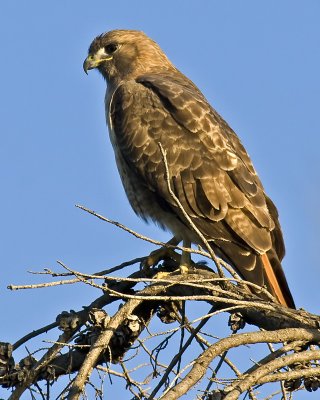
[159,329,320,400]
[2,210,320,399]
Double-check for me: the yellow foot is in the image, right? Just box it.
[142,237,181,271]
[144,247,176,268]
[155,271,172,279]
[179,264,189,274]
[142,246,181,275]
[155,266,187,279]
[141,238,192,277]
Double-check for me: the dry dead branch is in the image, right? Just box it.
[1,211,320,400]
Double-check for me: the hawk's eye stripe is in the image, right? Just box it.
[105,43,118,54]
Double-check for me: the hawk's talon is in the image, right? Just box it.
[142,247,177,270]
[179,264,189,275]
[155,271,171,279]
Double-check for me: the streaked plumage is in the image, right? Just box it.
[84,29,295,308]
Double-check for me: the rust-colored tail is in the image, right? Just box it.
[261,253,295,308]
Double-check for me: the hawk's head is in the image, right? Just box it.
[83,30,174,83]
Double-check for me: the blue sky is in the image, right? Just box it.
[1,1,320,398]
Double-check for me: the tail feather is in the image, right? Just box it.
[209,240,295,308]
[261,253,295,309]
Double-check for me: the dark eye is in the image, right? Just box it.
[104,43,119,54]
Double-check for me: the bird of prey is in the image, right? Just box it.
[83,29,295,308]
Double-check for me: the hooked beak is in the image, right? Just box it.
[83,54,113,74]
[83,55,97,75]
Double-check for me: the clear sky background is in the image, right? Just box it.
[1,1,319,398]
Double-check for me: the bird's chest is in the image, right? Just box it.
[107,83,166,157]
[105,87,165,222]
[113,149,156,218]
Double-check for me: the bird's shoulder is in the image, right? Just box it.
[134,73,264,188]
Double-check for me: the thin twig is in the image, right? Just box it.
[13,322,58,350]
[148,306,215,399]
[157,142,225,279]
[76,204,212,259]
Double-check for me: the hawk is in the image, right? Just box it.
[83,29,295,308]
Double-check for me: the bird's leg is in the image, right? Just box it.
[142,236,181,271]
[180,239,191,274]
